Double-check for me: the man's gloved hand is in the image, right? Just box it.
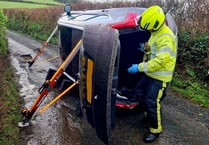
[128,64,139,74]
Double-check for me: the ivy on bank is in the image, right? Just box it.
[0,10,8,55]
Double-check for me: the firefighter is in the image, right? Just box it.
[128,5,177,143]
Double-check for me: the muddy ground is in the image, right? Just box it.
[7,30,209,145]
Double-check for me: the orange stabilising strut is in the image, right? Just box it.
[28,26,58,68]
[18,39,82,127]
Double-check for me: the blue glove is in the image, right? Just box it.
[128,64,139,74]
[137,43,144,51]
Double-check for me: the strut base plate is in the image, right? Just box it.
[18,122,30,128]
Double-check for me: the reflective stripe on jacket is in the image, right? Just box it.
[138,24,177,82]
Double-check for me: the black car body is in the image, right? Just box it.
[57,6,178,144]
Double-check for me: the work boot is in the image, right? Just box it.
[143,133,160,143]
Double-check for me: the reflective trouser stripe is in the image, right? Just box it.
[149,81,167,134]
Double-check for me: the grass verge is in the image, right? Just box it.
[171,77,209,108]
[0,55,21,145]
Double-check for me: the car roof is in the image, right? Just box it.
[57,7,178,37]
[58,7,146,26]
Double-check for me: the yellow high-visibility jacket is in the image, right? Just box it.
[138,24,177,82]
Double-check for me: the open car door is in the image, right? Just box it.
[79,25,120,144]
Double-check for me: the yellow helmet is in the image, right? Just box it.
[138,5,165,32]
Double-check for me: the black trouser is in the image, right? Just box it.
[134,73,169,134]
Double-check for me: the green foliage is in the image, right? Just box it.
[177,32,209,85]
[185,68,196,78]
[5,7,61,43]
[6,9,58,43]
[0,58,21,145]
[0,10,8,55]
[171,77,209,108]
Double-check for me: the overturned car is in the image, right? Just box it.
[57,4,178,144]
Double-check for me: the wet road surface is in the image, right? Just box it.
[7,30,209,145]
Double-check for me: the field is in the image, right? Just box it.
[22,0,63,4]
[0,0,63,9]
[0,2,47,9]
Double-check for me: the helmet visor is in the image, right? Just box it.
[137,16,153,32]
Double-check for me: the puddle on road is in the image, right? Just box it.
[8,38,81,145]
